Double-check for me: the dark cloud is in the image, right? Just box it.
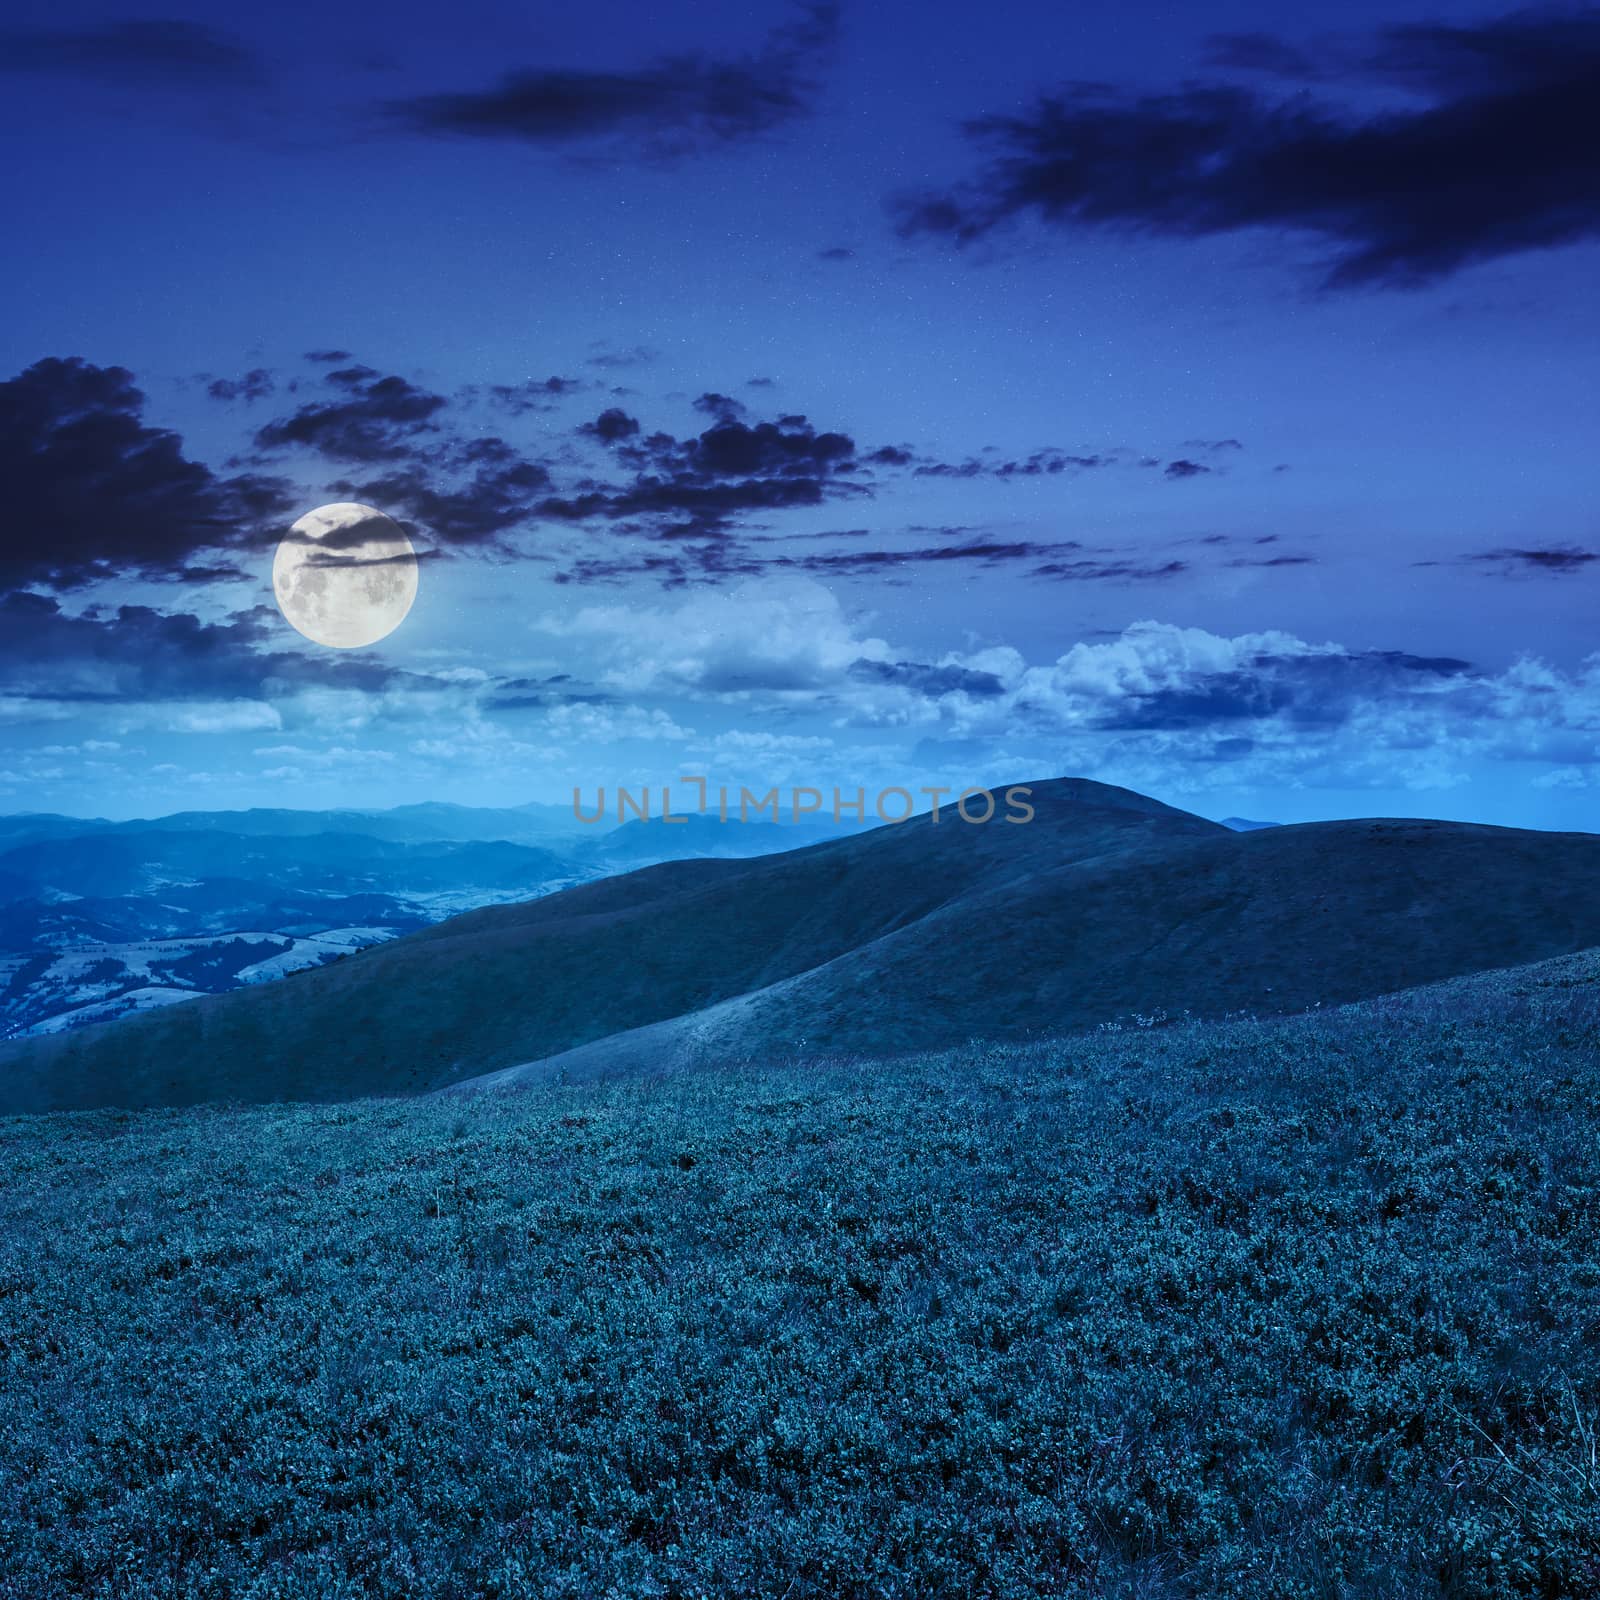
[818,246,855,261]
[539,476,849,540]
[388,2,837,160]
[0,594,400,704]
[0,20,265,86]
[473,377,583,415]
[1164,459,1211,480]
[579,407,642,445]
[329,439,552,547]
[0,594,591,717]
[1030,557,1187,582]
[174,562,253,586]
[548,409,863,537]
[206,368,275,404]
[552,555,682,589]
[1466,545,1600,574]
[274,508,417,556]
[254,373,864,551]
[482,675,611,712]
[912,448,1109,480]
[323,365,380,389]
[754,526,876,542]
[0,357,292,593]
[303,349,353,364]
[693,391,747,421]
[552,546,765,590]
[683,415,852,478]
[241,365,566,549]
[784,538,1071,574]
[303,550,431,571]
[584,346,657,370]
[551,523,1209,588]
[848,658,1007,698]
[1335,11,1600,98]
[1205,33,1326,81]
[1097,648,1472,732]
[898,9,1600,288]
[741,537,1186,585]
[254,369,447,463]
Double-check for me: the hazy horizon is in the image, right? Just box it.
[8,776,1598,835]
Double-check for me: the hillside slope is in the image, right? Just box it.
[3,953,1597,1596]
[6,778,1600,1113]
[0,780,1214,1110]
[472,815,1600,1087]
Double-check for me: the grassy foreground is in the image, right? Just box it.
[2,964,1599,1598]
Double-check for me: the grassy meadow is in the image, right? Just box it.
[3,954,1598,1598]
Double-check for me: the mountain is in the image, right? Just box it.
[1220,816,1279,831]
[573,811,873,867]
[8,776,1600,1115]
[0,829,575,901]
[0,826,595,1037]
[121,800,599,847]
[0,813,115,852]
[0,801,905,1039]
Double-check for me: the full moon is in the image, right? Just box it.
[273,503,418,649]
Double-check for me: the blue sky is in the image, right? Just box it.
[2,0,1598,826]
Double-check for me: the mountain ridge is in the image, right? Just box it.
[4,777,1599,1115]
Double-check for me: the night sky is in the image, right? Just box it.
[3,1,1597,827]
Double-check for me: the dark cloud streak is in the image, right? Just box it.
[899,9,1600,288]
[253,371,447,463]
[0,20,265,86]
[387,2,837,160]
[1096,648,1472,732]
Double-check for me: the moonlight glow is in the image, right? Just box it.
[273,503,418,650]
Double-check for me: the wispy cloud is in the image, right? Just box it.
[387,2,838,162]
[898,8,1600,288]
[0,20,266,87]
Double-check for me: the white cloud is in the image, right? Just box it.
[811,618,1600,796]
[540,703,692,744]
[254,743,397,769]
[521,592,1600,796]
[0,697,75,724]
[161,701,284,735]
[1533,766,1593,790]
[1013,623,1339,725]
[532,576,892,696]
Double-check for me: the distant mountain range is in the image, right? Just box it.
[7,776,1600,1115]
[0,799,588,852]
[0,799,872,1036]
